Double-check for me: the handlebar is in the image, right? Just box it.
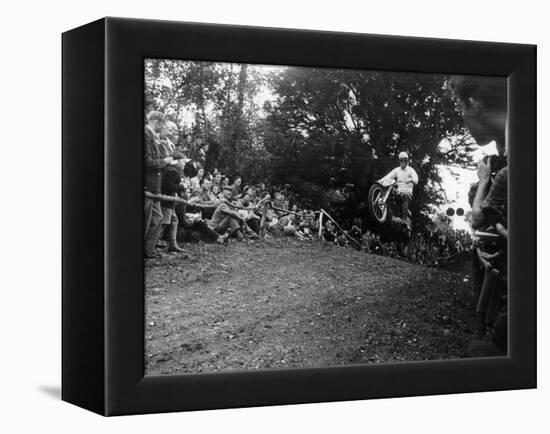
[377,179,396,187]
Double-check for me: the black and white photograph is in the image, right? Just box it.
[1,0,544,430]
[143,59,508,375]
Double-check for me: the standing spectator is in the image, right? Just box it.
[178,132,193,154]
[183,152,200,178]
[160,152,186,253]
[159,120,178,157]
[196,141,209,168]
[144,110,172,258]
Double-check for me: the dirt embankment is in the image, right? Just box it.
[145,238,476,375]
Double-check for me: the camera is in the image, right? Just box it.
[483,155,507,179]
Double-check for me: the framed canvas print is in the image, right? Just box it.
[62,17,536,416]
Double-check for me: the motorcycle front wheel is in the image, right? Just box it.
[368,183,388,224]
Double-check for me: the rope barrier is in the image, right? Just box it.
[145,191,260,211]
[146,191,470,266]
[319,208,363,250]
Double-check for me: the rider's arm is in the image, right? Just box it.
[380,168,397,184]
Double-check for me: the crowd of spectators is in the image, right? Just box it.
[144,110,330,257]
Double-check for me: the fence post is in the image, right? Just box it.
[318,210,324,239]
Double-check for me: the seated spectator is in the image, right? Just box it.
[263,196,279,230]
[337,232,348,247]
[174,186,228,245]
[212,172,223,188]
[361,230,372,252]
[272,192,286,213]
[244,186,257,201]
[281,215,307,240]
[240,197,261,234]
[192,177,219,219]
[348,218,363,249]
[303,210,317,231]
[211,184,221,197]
[230,176,242,198]
[190,167,204,194]
[322,220,338,244]
[370,234,383,255]
[208,187,247,240]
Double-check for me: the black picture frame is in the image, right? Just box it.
[62,17,536,416]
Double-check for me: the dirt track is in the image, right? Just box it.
[145,238,476,375]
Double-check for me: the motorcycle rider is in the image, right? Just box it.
[379,151,419,227]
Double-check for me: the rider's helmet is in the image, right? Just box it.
[398,151,409,161]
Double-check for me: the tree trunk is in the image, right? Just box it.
[232,64,248,173]
[198,64,209,141]
[237,64,248,112]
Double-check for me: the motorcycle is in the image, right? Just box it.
[367,179,411,227]
[367,179,411,256]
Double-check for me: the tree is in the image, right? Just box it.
[145,60,269,179]
[263,67,470,229]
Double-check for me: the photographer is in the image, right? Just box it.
[449,75,508,354]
